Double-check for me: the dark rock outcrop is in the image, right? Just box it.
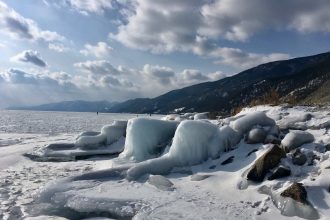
[247,145,286,182]
[268,166,291,180]
[280,182,308,204]
[292,149,307,166]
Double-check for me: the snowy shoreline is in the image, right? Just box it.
[1,106,330,220]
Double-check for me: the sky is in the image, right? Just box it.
[0,0,330,108]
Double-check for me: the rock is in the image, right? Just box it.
[292,149,307,166]
[246,128,267,144]
[268,166,291,180]
[190,174,211,181]
[264,134,281,145]
[221,156,234,165]
[148,175,174,191]
[280,182,308,204]
[247,145,286,182]
[325,144,330,152]
[268,125,280,137]
[281,131,314,151]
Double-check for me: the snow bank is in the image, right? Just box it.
[120,118,178,161]
[231,111,275,134]
[281,130,314,150]
[75,120,127,149]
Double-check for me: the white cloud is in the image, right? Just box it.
[210,48,290,70]
[80,42,113,58]
[43,0,114,15]
[0,68,85,108]
[141,64,175,85]
[111,0,330,69]
[10,50,47,67]
[48,43,69,53]
[0,1,65,42]
[74,60,119,75]
[181,69,208,82]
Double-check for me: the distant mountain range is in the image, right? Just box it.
[8,100,116,113]
[108,51,330,114]
[9,51,330,114]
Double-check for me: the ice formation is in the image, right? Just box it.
[75,120,127,149]
[259,185,319,219]
[120,118,178,161]
[127,111,275,179]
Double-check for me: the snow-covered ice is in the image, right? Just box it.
[1,106,330,220]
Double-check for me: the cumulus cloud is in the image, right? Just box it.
[80,42,113,58]
[142,64,175,85]
[0,59,229,107]
[200,0,330,41]
[0,68,85,108]
[43,0,114,15]
[210,48,290,70]
[48,43,69,53]
[111,0,330,69]
[0,1,65,42]
[74,60,119,75]
[10,50,47,67]
[181,69,208,82]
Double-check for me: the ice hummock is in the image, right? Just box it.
[120,118,178,161]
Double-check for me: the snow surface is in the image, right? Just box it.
[1,107,330,220]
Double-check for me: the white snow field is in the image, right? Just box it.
[1,106,330,220]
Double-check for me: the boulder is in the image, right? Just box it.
[280,182,308,204]
[264,134,281,145]
[292,149,307,166]
[268,165,291,180]
[246,128,267,144]
[247,145,286,182]
[281,130,314,151]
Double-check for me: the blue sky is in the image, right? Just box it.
[0,0,330,107]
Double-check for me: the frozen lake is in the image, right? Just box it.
[0,110,162,134]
